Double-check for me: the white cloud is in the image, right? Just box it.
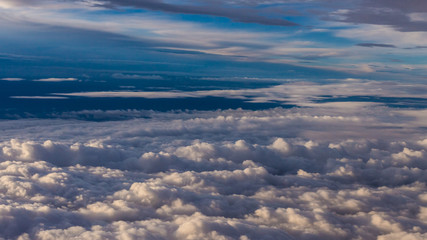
[0,2,373,75]
[408,13,427,22]
[0,103,426,239]
[3,0,427,77]
[336,24,427,47]
[50,80,427,114]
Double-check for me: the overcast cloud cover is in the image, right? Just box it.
[1,89,427,239]
[1,0,427,239]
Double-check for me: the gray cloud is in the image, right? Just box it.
[2,0,298,27]
[356,43,396,48]
[95,0,298,26]
[0,78,24,81]
[335,0,427,32]
[112,73,164,80]
[360,0,427,14]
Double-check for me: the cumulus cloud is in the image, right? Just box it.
[0,102,427,239]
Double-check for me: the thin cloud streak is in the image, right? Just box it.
[52,80,427,107]
[1,0,300,26]
[34,78,78,82]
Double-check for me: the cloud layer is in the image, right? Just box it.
[53,79,427,105]
[0,104,426,239]
[2,0,427,79]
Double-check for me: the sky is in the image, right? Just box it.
[1,0,427,80]
[1,0,427,239]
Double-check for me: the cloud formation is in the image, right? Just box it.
[34,78,78,82]
[1,0,299,26]
[52,79,427,108]
[0,102,427,239]
[2,0,427,78]
[0,78,24,81]
[356,43,396,48]
[333,0,427,32]
[1,0,427,237]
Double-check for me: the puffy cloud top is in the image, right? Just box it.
[0,106,426,239]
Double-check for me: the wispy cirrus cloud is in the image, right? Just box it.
[1,0,427,79]
[0,4,363,75]
[335,24,427,47]
[1,0,300,26]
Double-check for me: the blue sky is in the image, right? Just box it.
[1,0,427,80]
